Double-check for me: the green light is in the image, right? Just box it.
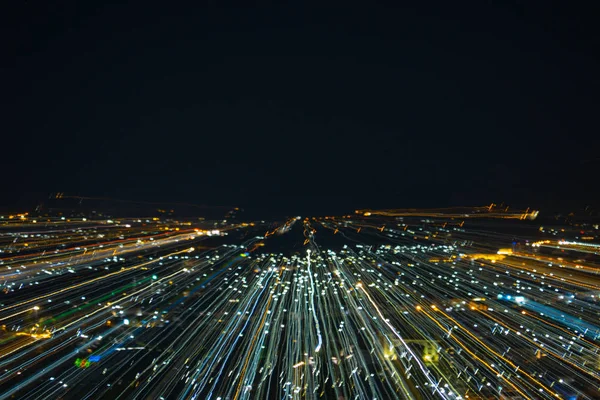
[152,275,158,280]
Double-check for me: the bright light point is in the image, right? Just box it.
[124,319,130,325]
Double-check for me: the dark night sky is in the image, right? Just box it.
[2,2,599,215]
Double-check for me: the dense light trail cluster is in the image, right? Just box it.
[0,210,599,399]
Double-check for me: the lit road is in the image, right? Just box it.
[0,209,599,399]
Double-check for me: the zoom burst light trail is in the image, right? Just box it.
[0,209,599,399]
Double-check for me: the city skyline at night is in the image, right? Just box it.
[2,2,599,399]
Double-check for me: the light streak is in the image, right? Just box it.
[0,210,597,399]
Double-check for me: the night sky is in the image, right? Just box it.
[2,2,599,215]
